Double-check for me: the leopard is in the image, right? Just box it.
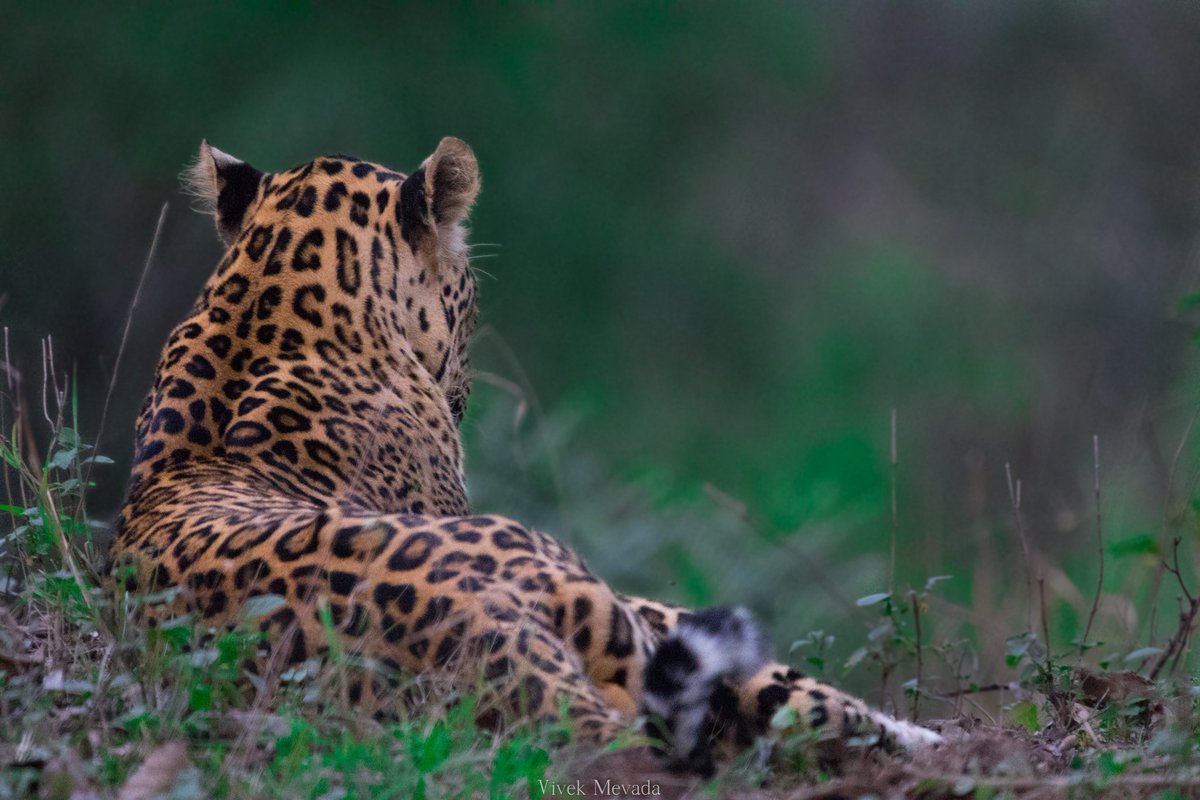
[111,136,941,775]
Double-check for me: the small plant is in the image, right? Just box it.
[845,574,951,721]
[789,629,836,676]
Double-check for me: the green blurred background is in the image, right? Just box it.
[4,3,1200,697]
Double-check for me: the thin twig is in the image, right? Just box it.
[889,408,898,597]
[935,682,1011,700]
[1162,537,1193,603]
[1158,596,1200,679]
[879,653,894,717]
[958,693,998,725]
[1037,574,1071,725]
[3,326,10,392]
[86,203,168,493]
[909,590,923,721]
[1149,538,1200,680]
[46,334,65,416]
[1079,435,1104,660]
[1,326,18,512]
[1169,617,1194,675]
[1146,410,1197,645]
[952,647,969,717]
[39,338,52,428]
[1005,463,1034,631]
[1039,576,1051,661]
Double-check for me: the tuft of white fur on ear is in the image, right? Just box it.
[420,137,480,267]
[180,140,242,216]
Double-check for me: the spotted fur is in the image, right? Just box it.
[111,137,941,770]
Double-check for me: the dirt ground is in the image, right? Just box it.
[569,718,1200,800]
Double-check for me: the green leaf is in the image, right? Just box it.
[924,575,953,591]
[241,594,287,620]
[415,721,452,772]
[0,444,20,468]
[1010,700,1039,734]
[217,632,245,665]
[57,428,79,449]
[136,587,182,606]
[867,618,894,642]
[189,684,213,711]
[1124,646,1164,663]
[48,448,77,471]
[156,619,193,650]
[952,777,977,797]
[856,592,891,607]
[845,646,868,669]
[1005,633,1033,667]
[1098,750,1127,779]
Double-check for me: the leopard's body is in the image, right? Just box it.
[112,138,939,772]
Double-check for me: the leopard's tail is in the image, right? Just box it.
[642,606,769,774]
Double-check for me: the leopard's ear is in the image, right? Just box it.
[182,141,265,246]
[399,137,480,266]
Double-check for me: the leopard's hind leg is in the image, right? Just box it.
[469,620,627,744]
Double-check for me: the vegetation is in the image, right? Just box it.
[5,339,1200,798]
[6,3,1200,797]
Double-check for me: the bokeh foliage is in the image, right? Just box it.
[4,2,1200,693]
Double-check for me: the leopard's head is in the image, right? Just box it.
[183,137,481,423]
